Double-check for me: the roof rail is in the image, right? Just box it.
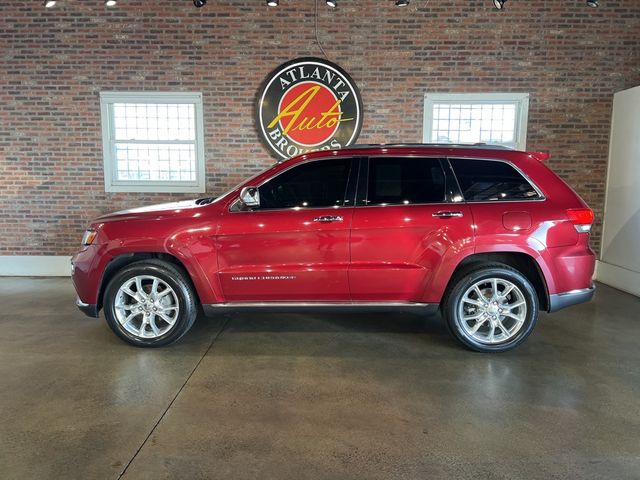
[344,143,514,151]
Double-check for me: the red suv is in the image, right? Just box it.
[72,144,595,352]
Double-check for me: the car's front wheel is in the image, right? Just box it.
[103,259,198,347]
[443,264,539,352]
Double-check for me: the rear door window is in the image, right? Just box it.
[449,158,541,201]
[366,157,446,206]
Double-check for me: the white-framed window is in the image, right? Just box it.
[423,93,530,150]
[99,92,205,193]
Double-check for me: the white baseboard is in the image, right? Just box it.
[595,260,640,297]
[0,256,71,277]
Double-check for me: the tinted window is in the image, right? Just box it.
[258,158,351,209]
[450,159,541,201]
[366,157,446,206]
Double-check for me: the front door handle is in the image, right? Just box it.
[432,211,463,218]
[313,215,343,223]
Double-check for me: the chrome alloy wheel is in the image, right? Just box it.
[114,275,180,339]
[457,277,527,344]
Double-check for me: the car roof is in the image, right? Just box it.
[345,143,514,151]
[287,143,541,165]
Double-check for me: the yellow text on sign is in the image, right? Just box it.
[268,85,354,136]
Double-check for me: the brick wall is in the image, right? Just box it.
[1,0,639,256]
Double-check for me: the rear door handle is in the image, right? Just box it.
[432,211,464,218]
[313,215,343,223]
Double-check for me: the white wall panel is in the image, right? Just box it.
[599,86,640,296]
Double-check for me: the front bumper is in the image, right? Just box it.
[548,285,595,312]
[76,297,99,318]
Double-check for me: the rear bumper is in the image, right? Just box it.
[76,297,99,318]
[548,285,595,313]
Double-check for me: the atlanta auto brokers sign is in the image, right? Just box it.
[257,57,363,160]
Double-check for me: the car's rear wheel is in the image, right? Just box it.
[103,259,198,347]
[443,264,539,352]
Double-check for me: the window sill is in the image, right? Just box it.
[105,184,205,194]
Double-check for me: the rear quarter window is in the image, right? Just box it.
[450,158,541,202]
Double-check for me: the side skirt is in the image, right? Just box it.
[202,302,440,316]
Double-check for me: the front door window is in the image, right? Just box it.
[259,158,352,209]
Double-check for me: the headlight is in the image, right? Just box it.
[81,228,98,246]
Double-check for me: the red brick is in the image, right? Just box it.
[0,0,639,255]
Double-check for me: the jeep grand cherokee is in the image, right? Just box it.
[72,144,595,352]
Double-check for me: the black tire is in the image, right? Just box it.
[443,263,539,353]
[103,259,198,347]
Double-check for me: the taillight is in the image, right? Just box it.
[566,208,594,233]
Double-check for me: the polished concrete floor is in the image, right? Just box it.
[0,278,638,479]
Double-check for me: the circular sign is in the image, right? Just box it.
[257,57,363,160]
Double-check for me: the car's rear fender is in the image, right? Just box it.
[436,249,551,312]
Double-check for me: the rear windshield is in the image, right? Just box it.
[450,159,541,202]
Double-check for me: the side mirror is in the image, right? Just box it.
[239,186,260,208]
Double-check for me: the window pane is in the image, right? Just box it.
[112,103,195,141]
[258,159,352,209]
[114,143,196,182]
[450,159,540,201]
[367,157,445,206]
[110,100,198,185]
[431,102,518,148]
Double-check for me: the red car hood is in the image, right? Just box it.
[94,198,215,223]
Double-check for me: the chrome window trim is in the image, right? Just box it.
[229,202,353,214]
[228,154,546,212]
[447,156,546,203]
[350,201,460,210]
